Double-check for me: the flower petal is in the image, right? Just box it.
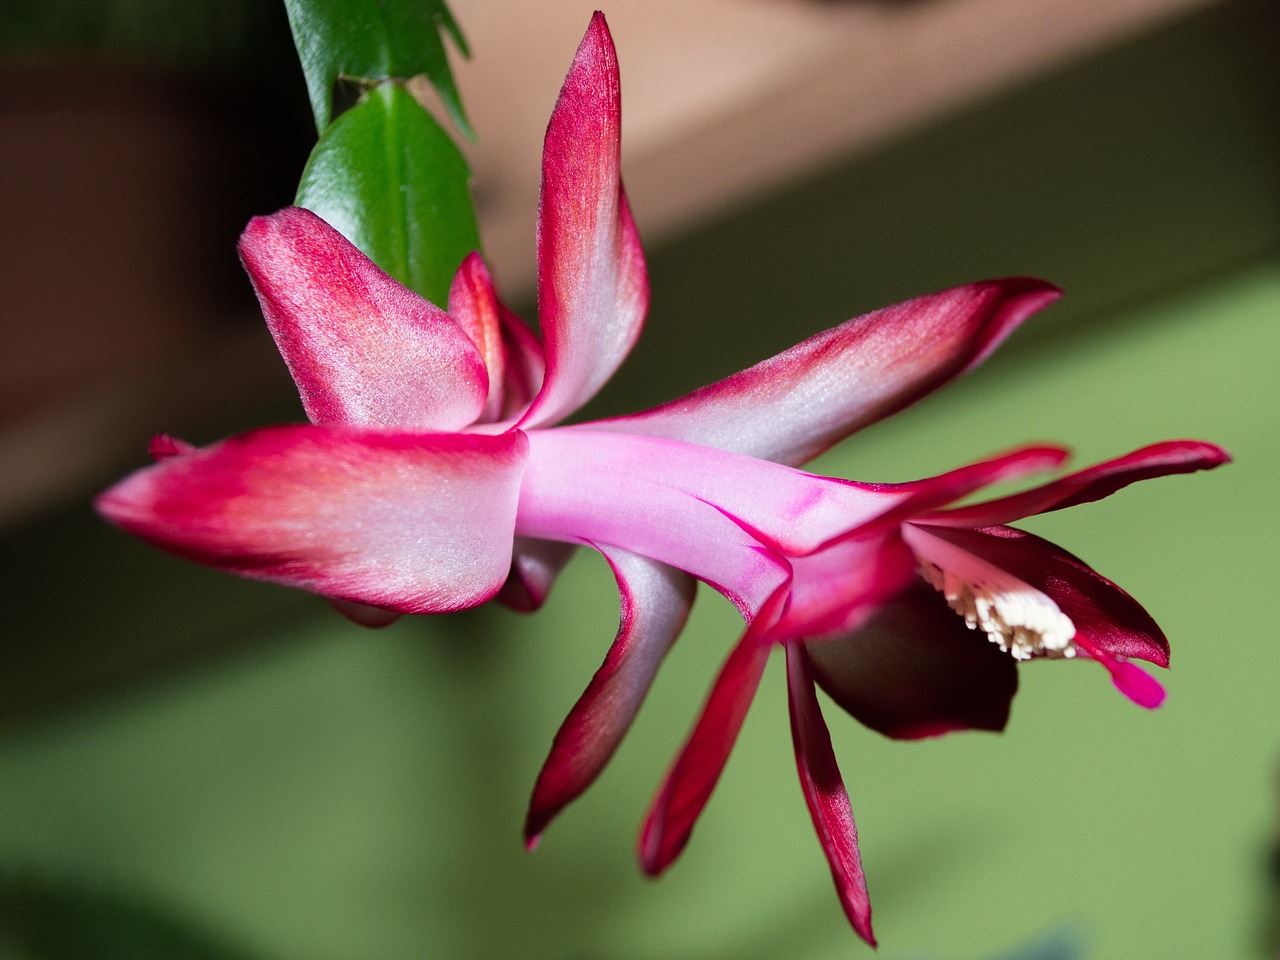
[520,13,649,428]
[520,431,837,613]
[239,207,488,431]
[927,440,1231,528]
[96,425,529,613]
[448,253,508,422]
[525,546,696,846]
[915,523,1169,666]
[596,278,1059,466]
[786,644,875,945]
[639,586,788,875]
[525,429,903,558]
[446,253,549,425]
[149,434,196,459]
[805,581,1019,739]
[495,538,578,613]
[771,532,917,642]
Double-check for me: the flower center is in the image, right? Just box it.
[904,525,1076,660]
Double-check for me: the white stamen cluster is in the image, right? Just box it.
[918,560,1077,661]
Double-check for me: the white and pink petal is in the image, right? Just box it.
[97,424,529,614]
[240,207,488,431]
[596,278,1059,466]
[520,13,649,428]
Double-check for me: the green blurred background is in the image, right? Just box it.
[1,1,1278,958]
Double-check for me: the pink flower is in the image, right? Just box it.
[97,13,1228,944]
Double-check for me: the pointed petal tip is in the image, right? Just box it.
[148,434,196,460]
[523,795,560,854]
[992,274,1062,299]
[636,808,674,877]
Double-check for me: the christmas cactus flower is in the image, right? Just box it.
[97,13,1228,945]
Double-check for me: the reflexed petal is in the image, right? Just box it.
[96,425,529,613]
[596,278,1058,466]
[806,582,1019,739]
[927,440,1231,527]
[240,207,488,431]
[526,547,696,846]
[786,644,875,945]
[639,587,788,875]
[521,13,649,428]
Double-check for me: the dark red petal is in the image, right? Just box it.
[638,587,788,874]
[525,548,696,846]
[786,644,876,945]
[915,524,1170,667]
[806,581,1018,739]
[929,440,1230,527]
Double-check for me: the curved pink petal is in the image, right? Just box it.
[240,207,488,431]
[520,13,649,428]
[805,582,1019,739]
[525,546,696,846]
[445,254,548,425]
[97,425,529,613]
[524,429,905,558]
[520,431,844,613]
[639,586,788,875]
[595,278,1059,466]
[786,644,875,945]
[927,440,1231,528]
